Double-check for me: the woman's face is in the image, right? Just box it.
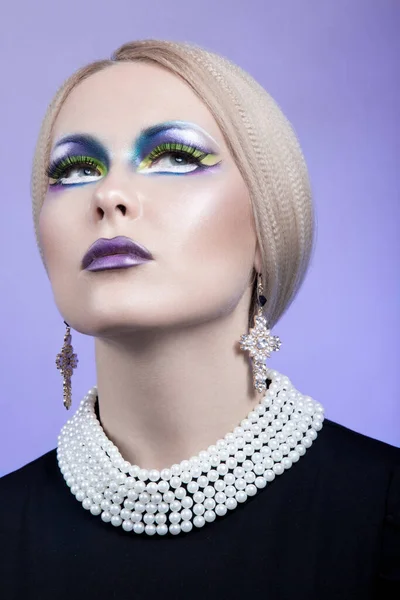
[39,61,259,336]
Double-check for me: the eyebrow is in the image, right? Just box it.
[51,121,221,159]
[137,120,220,146]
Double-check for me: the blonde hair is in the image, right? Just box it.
[31,39,315,330]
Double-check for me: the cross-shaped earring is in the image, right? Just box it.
[239,273,282,393]
[56,321,79,410]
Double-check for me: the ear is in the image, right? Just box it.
[254,242,262,274]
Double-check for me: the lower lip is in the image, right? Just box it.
[84,254,152,272]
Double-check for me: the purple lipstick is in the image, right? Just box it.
[82,236,153,272]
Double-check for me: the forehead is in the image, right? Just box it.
[52,62,224,146]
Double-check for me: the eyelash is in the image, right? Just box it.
[46,155,105,185]
[145,142,208,164]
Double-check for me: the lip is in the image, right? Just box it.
[82,236,153,272]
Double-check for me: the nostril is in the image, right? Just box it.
[97,207,104,218]
[118,205,127,216]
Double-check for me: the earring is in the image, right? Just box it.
[239,273,282,393]
[56,321,79,410]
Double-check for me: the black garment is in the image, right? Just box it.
[0,418,399,600]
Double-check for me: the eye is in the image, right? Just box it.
[47,155,107,186]
[150,150,201,173]
[137,143,221,174]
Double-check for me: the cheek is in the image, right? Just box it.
[160,170,256,272]
[39,193,80,277]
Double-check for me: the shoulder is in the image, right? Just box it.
[0,448,58,498]
[317,420,400,593]
[320,417,400,465]
[316,418,400,493]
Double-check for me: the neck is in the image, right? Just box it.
[94,306,262,471]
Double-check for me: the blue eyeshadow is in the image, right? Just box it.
[132,121,219,164]
[51,134,110,168]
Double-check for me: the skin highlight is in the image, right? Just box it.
[39,61,263,470]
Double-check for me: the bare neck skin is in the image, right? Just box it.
[95,300,262,471]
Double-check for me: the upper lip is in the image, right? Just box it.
[81,236,153,270]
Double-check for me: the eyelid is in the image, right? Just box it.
[133,124,221,162]
[49,136,110,170]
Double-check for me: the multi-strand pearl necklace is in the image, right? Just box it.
[57,369,324,536]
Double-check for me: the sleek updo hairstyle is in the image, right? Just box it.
[31,39,315,330]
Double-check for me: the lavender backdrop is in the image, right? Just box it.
[0,0,399,476]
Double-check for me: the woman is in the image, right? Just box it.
[0,39,398,599]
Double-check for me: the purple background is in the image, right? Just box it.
[1,0,399,477]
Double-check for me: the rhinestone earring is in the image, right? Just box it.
[239,273,282,393]
[56,321,79,410]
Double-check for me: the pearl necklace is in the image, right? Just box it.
[57,369,324,536]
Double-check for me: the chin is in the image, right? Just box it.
[67,303,194,338]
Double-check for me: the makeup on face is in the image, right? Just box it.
[81,236,154,272]
[47,121,223,188]
[47,134,110,187]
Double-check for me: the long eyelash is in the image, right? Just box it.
[146,142,208,164]
[46,155,104,181]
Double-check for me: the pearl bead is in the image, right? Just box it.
[225,497,237,510]
[187,481,199,494]
[214,480,225,492]
[122,520,133,532]
[131,512,142,523]
[255,477,267,489]
[181,509,192,521]
[193,516,205,528]
[215,492,226,504]
[143,514,155,524]
[138,469,148,481]
[224,473,235,485]
[204,498,216,510]
[215,504,227,517]
[161,469,171,481]
[155,513,167,524]
[170,500,181,512]
[245,484,257,496]
[234,478,246,490]
[181,520,193,533]
[181,496,193,509]
[156,524,168,535]
[157,480,169,493]
[139,492,150,504]
[149,470,160,482]
[57,369,324,536]
[120,508,131,520]
[133,522,144,534]
[163,491,175,504]
[193,491,205,504]
[146,482,158,494]
[169,523,181,535]
[264,470,275,482]
[204,510,216,522]
[236,491,247,503]
[169,512,181,524]
[193,503,205,515]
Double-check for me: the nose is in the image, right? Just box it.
[92,173,143,223]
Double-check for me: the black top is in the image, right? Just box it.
[0,418,399,600]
